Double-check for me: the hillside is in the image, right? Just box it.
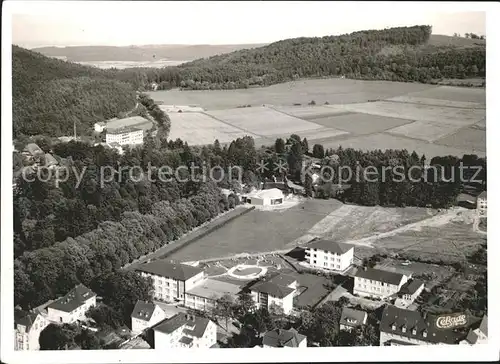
[129,26,485,91]
[32,43,267,62]
[12,46,136,137]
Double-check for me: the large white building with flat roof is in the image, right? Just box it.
[185,279,242,312]
[106,127,144,146]
[304,240,354,272]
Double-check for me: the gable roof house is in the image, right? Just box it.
[340,308,368,331]
[152,313,217,349]
[305,240,355,272]
[130,300,166,334]
[460,315,488,345]
[354,267,410,299]
[262,328,307,348]
[47,284,97,324]
[15,310,50,351]
[395,279,425,308]
[249,273,297,314]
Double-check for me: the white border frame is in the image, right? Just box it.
[2,1,499,363]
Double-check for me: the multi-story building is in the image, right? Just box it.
[460,315,488,345]
[136,260,205,303]
[106,127,144,146]
[14,310,49,351]
[354,267,410,299]
[304,240,354,272]
[262,328,307,348]
[380,305,463,346]
[339,307,368,332]
[249,273,297,314]
[394,279,425,309]
[153,313,217,349]
[184,279,242,312]
[130,300,166,334]
[47,284,96,324]
[477,191,487,217]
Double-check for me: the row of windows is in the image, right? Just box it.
[357,278,389,286]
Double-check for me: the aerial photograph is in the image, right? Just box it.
[4,1,492,360]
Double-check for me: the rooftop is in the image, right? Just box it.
[15,311,42,333]
[186,278,242,300]
[248,188,284,200]
[262,328,306,348]
[265,272,297,287]
[106,116,152,130]
[355,267,407,286]
[380,305,464,345]
[107,126,143,134]
[399,279,425,296]
[250,280,294,299]
[131,300,158,321]
[48,284,96,313]
[136,260,203,281]
[23,143,44,156]
[340,307,367,328]
[478,191,487,199]
[306,239,354,255]
[153,313,210,338]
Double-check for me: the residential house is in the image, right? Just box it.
[249,273,297,314]
[47,284,96,324]
[262,328,307,348]
[14,310,49,351]
[185,279,242,312]
[44,153,59,169]
[394,279,425,309]
[477,191,487,217]
[153,313,217,349]
[243,188,284,206]
[106,126,144,146]
[339,308,368,332]
[94,122,107,133]
[354,267,410,299]
[379,305,463,346]
[136,260,205,303]
[131,300,166,334]
[460,315,488,345]
[305,240,354,272]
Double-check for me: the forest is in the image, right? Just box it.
[112,25,486,91]
[12,46,136,137]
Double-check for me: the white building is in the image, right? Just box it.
[130,300,166,334]
[394,279,425,309]
[339,308,368,332]
[380,305,463,346]
[47,284,96,324]
[94,122,106,132]
[354,267,410,299]
[305,240,354,272]
[136,260,205,303]
[460,315,487,345]
[249,273,297,314]
[106,126,144,146]
[153,313,217,349]
[262,328,307,348]
[14,310,50,351]
[185,279,242,312]
[477,191,487,217]
[244,188,284,206]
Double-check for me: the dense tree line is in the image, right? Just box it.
[13,46,136,137]
[108,25,485,91]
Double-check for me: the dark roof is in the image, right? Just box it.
[250,281,294,298]
[479,315,488,336]
[398,279,425,296]
[478,191,487,199]
[153,313,210,338]
[265,272,297,287]
[355,267,407,286]
[131,300,157,321]
[136,260,203,281]
[340,308,367,328]
[306,240,354,255]
[48,284,96,313]
[262,328,306,348]
[380,305,463,345]
[465,330,479,344]
[15,311,41,333]
[387,339,416,345]
[179,336,194,345]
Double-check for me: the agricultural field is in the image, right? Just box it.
[271,105,348,120]
[205,107,323,136]
[386,120,461,142]
[310,113,412,135]
[387,95,485,109]
[435,127,486,152]
[167,112,257,145]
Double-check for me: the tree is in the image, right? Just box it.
[304,173,313,197]
[301,138,309,154]
[210,294,235,331]
[39,324,77,350]
[234,291,255,319]
[274,138,285,154]
[312,144,325,159]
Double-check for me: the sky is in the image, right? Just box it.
[9,1,487,48]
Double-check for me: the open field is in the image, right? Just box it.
[399,86,486,104]
[319,133,484,159]
[435,127,486,152]
[310,113,412,135]
[271,105,349,120]
[149,78,435,110]
[205,107,322,136]
[386,120,461,142]
[326,100,484,126]
[167,112,257,145]
[387,96,485,109]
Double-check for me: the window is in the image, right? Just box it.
[324,262,328,267]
